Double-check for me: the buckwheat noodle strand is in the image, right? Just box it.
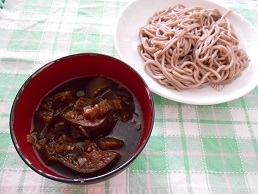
[138,5,250,91]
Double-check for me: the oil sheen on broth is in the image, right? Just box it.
[26,76,143,178]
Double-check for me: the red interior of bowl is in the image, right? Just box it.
[10,53,154,182]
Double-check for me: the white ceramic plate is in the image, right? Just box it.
[114,0,258,105]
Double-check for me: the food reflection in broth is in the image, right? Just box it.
[27,76,142,177]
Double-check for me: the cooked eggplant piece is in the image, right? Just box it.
[69,125,90,140]
[58,140,119,173]
[38,136,82,165]
[58,150,119,173]
[102,90,135,122]
[63,110,117,139]
[95,137,124,150]
[26,132,47,150]
[103,89,133,101]
[39,96,54,112]
[33,110,53,139]
[83,97,134,122]
[51,91,75,109]
[40,116,70,141]
[86,76,115,98]
[83,99,123,120]
[74,97,92,111]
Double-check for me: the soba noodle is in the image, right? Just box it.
[138,5,250,91]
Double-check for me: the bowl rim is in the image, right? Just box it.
[9,53,155,184]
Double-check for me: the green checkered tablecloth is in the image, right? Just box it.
[0,1,4,9]
[1,0,258,193]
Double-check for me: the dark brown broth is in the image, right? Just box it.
[30,76,143,178]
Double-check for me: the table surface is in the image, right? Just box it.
[1,0,258,193]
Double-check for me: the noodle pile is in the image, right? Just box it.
[138,5,250,91]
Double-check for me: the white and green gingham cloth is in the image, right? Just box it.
[1,0,258,193]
